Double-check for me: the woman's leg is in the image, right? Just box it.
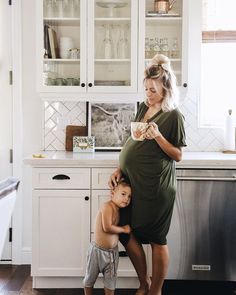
[124,233,151,294]
[148,243,169,295]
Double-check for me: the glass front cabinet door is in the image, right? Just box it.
[138,0,188,92]
[37,0,138,94]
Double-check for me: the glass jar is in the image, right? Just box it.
[170,38,179,58]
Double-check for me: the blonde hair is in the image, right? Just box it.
[143,54,179,112]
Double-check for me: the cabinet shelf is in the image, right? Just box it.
[145,17,182,26]
[43,17,80,26]
[95,59,131,62]
[145,16,182,21]
[95,17,131,22]
[44,59,80,63]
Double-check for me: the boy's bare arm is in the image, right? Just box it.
[101,203,131,234]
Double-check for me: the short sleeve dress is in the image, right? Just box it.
[119,102,186,245]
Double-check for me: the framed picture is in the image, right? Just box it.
[89,102,137,151]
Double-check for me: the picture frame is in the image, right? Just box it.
[89,102,138,151]
[73,136,95,153]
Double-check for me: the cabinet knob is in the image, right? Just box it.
[52,174,70,180]
[84,196,89,201]
[183,83,188,88]
[88,83,93,87]
[81,83,86,87]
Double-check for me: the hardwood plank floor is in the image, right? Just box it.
[0,265,236,295]
[0,265,137,295]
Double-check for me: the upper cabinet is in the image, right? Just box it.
[36,0,138,95]
[37,0,188,98]
[138,0,188,92]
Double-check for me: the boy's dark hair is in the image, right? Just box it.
[117,178,131,188]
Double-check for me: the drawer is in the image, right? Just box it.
[92,168,116,189]
[33,168,90,189]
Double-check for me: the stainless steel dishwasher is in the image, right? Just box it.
[166,169,236,281]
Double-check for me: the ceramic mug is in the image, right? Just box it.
[131,122,148,141]
[59,37,74,59]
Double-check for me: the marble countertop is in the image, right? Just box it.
[24,151,236,169]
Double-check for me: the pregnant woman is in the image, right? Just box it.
[108,54,186,295]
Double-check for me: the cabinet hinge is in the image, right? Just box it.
[10,149,13,163]
[9,0,12,5]
[9,228,12,242]
[9,70,13,85]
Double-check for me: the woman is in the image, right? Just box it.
[108,54,186,295]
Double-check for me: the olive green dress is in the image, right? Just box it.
[119,102,186,245]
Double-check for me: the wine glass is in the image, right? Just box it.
[56,0,67,17]
[111,24,120,59]
[118,24,129,59]
[44,0,56,17]
[103,24,113,59]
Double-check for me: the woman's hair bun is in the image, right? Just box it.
[151,53,169,66]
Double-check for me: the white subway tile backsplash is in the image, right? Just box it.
[43,95,224,151]
[43,101,87,150]
[181,93,224,151]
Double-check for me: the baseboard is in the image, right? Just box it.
[33,277,139,289]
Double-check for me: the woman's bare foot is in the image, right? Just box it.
[135,277,151,295]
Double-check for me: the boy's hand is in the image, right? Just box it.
[123,225,132,234]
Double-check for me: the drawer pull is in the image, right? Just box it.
[52,174,70,180]
[85,196,89,201]
[119,251,128,257]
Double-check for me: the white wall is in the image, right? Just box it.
[21,0,42,263]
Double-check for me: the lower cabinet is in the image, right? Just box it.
[31,166,147,287]
[32,189,90,277]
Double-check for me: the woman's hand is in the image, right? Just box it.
[145,122,183,162]
[108,167,122,189]
[145,122,161,140]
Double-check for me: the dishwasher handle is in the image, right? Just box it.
[177,176,236,182]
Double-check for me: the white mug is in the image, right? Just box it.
[59,37,74,59]
[131,122,148,141]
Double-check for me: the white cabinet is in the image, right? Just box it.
[138,0,188,90]
[32,189,90,276]
[30,165,153,287]
[37,0,138,95]
[31,168,90,278]
[37,0,190,98]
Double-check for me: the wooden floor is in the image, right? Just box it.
[0,265,236,295]
[0,265,135,295]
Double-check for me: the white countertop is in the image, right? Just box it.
[24,151,236,168]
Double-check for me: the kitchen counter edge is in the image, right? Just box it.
[24,151,236,169]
